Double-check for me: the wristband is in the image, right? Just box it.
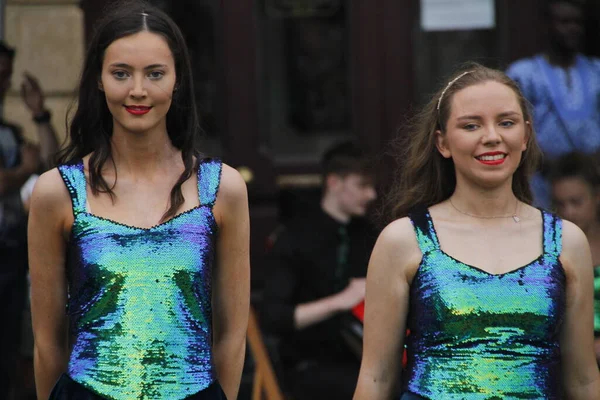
[33,110,51,124]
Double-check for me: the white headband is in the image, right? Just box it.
[437,71,474,111]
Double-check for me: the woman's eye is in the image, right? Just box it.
[463,124,478,131]
[148,71,164,80]
[500,120,515,127]
[112,71,129,80]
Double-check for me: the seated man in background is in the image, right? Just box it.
[261,142,378,400]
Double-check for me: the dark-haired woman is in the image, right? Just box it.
[28,2,249,399]
[550,152,600,364]
[353,64,600,399]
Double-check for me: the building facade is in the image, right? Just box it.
[5,0,83,145]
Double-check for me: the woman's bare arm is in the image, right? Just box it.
[28,169,71,399]
[560,220,600,399]
[211,164,250,400]
[354,217,421,400]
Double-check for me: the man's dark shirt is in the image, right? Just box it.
[261,207,378,368]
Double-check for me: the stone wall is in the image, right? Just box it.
[4,0,84,144]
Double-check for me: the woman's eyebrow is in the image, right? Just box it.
[497,111,521,118]
[108,62,131,69]
[108,63,168,70]
[456,115,482,121]
[456,111,521,121]
[144,64,168,70]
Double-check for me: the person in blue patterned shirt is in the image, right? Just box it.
[506,0,600,209]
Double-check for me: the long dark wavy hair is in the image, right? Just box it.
[57,0,201,221]
[384,62,542,222]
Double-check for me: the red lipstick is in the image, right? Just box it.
[124,105,152,115]
[475,151,507,166]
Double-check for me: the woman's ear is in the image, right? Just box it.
[435,129,452,159]
[522,120,531,151]
[98,81,104,92]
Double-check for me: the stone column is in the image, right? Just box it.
[4,0,84,144]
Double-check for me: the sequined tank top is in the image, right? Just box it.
[58,158,222,399]
[404,209,566,399]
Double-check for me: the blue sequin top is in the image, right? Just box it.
[58,158,222,399]
[404,209,566,399]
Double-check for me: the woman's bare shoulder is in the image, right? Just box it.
[561,218,588,250]
[379,217,418,248]
[372,217,422,277]
[560,218,593,275]
[216,163,247,204]
[211,163,248,228]
[30,168,73,231]
[32,168,71,206]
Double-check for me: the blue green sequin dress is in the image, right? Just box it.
[403,209,566,399]
[53,158,223,399]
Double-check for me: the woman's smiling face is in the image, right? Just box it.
[436,80,529,189]
[100,30,176,135]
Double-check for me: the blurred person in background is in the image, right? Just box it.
[507,0,600,209]
[550,151,600,363]
[261,141,378,400]
[0,40,58,399]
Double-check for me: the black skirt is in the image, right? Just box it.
[49,374,227,400]
[400,392,427,400]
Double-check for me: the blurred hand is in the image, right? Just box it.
[334,278,366,311]
[20,143,41,175]
[20,72,45,116]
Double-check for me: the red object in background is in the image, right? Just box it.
[351,301,409,368]
[351,301,365,322]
